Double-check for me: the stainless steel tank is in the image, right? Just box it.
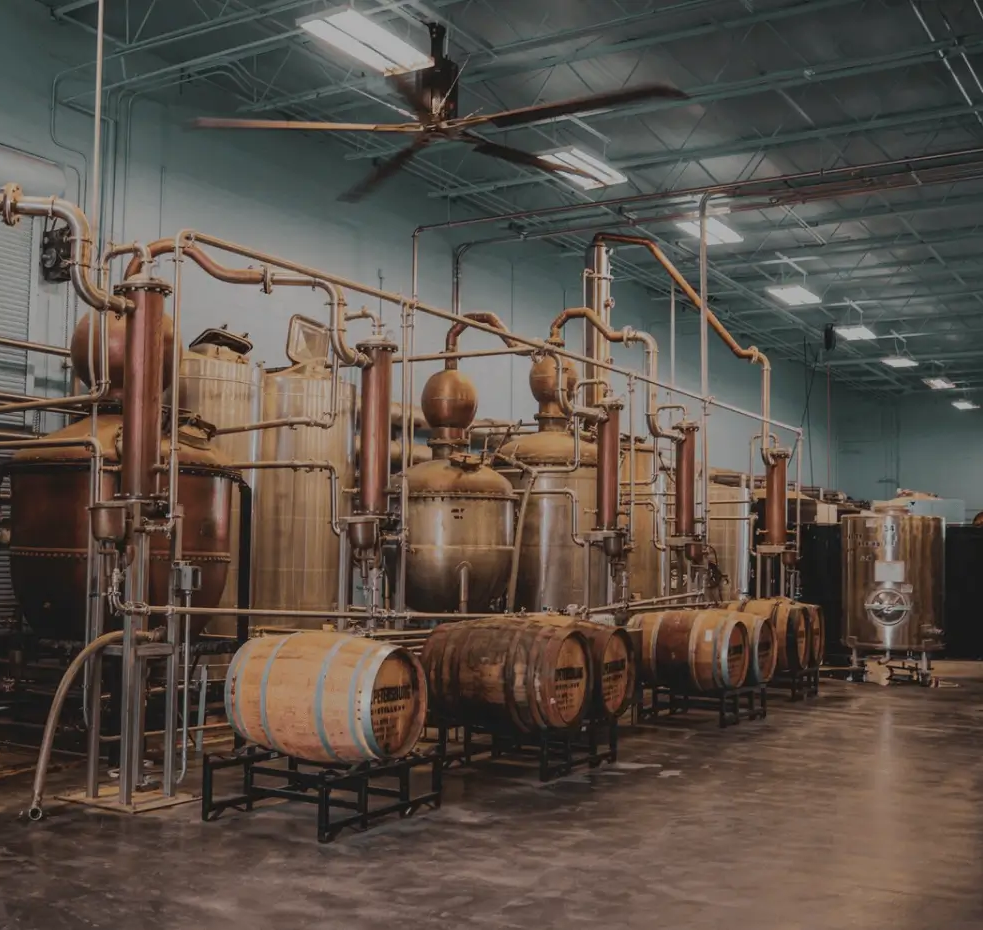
[252,359,356,624]
[621,441,663,600]
[707,480,751,602]
[841,511,944,654]
[180,328,262,635]
[498,429,608,611]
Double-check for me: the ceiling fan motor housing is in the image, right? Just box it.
[419,23,458,120]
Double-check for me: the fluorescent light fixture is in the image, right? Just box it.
[953,399,979,410]
[881,355,919,369]
[300,9,432,75]
[541,148,627,190]
[835,324,876,342]
[923,377,956,390]
[767,284,821,306]
[675,217,743,245]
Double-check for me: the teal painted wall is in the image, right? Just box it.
[0,0,838,481]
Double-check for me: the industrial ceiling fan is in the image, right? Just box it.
[193,23,688,202]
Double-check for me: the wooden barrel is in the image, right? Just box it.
[725,598,808,673]
[627,609,749,692]
[742,613,778,685]
[225,631,427,764]
[537,616,636,719]
[422,616,592,731]
[801,602,825,667]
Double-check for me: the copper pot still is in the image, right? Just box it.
[8,311,236,641]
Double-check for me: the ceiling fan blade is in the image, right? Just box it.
[464,136,595,180]
[339,136,433,203]
[474,82,688,130]
[387,73,433,123]
[192,117,422,133]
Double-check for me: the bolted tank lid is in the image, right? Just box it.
[188,325,254,359]
[406,456,516,499]
[498,429,598,467]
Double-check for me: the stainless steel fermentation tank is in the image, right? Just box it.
[621,442,664,601]
[841,511,944,654]
[180,328,261,635]
[707,480,751,602]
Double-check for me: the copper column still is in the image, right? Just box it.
[763,449,790,549]
[595,398,624,560]
[117,278,170,501]
[674,421,703,563]
[350,336,396,554]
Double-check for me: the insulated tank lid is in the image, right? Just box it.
[286,314,330,365]
[188,325,254,358]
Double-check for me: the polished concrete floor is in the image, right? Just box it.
[2,665,982,930]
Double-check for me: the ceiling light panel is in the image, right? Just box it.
[835,325,876,342]
[767,284,821,306]
[541,148,627,190]
[953,399,979,410]
[676,217,743,245]
[881,356,919,368]
[923,377,956,390]
[301,9,432,75]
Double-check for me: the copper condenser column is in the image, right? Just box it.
[596,398,624,559]
[351,336,396,553]
[673,421,702,562]
[764,449,790,548]
[117,279,170,501]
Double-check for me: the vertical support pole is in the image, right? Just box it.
[119,519,148,807]
[585,241,611,408]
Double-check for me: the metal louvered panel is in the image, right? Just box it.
[0,222,34,622]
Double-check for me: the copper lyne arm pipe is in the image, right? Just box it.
[595,233,773,461]
[443,312,520,370]
[125,238,368,368]
[548,306,627,346]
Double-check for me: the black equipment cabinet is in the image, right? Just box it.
[944,525,983,659]
[798,523,849,665]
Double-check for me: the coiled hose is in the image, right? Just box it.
[27,627,159,821]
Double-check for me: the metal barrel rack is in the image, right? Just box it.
[431,716,618,782]
[201,747,442,844]
[631,682,768,729]
[767,666,820,701]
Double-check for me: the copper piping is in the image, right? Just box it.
[585,242,612,407]
[118,281,167,500]
[125,240,368,368]
[596,233,773,460]
[443,312,519,370]
[548,306,628,345]
[0,185,128,313]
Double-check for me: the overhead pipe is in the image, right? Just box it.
[442,311,519,370]
[124,230,802,437]
[124,240,370,369]
[0,186,127,314]
[596,232,773,461]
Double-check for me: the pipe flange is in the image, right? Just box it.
[114,276,173,297]
[1,184,22,227]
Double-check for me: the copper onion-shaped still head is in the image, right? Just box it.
[70,310,176,400]
[529,354,577,405]
[420,368,478,430]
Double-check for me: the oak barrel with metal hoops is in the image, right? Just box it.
[741,613,778,685]
[800,601,825,667]
[627,609,749,692]
[421,616,592,731]
[537,615,636,718]
[225,631,428,763]
[725,597,809,673]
